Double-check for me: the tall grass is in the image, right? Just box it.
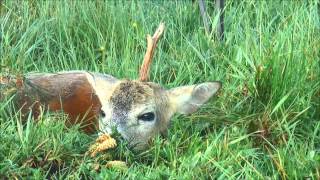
[1,0,320,179]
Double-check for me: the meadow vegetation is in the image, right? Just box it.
[0,0,319,179]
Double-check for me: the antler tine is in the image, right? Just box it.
[139,22,165,82]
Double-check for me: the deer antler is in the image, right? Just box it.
[139,22,165,82]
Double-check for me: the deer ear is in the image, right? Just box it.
[168,82,221,115]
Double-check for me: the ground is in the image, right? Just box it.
[0,0,319,179]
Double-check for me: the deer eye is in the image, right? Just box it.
[100,110,106,118]
[138,112,155,121]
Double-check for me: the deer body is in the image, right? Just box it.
[12,71,114,133]
[9,70,221,150]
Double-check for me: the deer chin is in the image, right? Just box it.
[98,122,145,150]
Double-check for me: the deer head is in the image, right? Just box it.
[97,80,221,150]
[95,23,222,150]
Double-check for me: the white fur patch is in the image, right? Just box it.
[84,72,119,106]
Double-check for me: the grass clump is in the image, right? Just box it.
[0,0,319,179]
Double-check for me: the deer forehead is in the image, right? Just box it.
[109,80,155,114]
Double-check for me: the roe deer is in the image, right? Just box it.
[6,71,221,150]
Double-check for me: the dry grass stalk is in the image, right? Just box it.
[139,22,165,82]
[0,75,23,101]
[106,160,127,170]
[88,134,117,157]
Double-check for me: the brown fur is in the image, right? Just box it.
[111,81,153,110]
[14,72,101,133]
